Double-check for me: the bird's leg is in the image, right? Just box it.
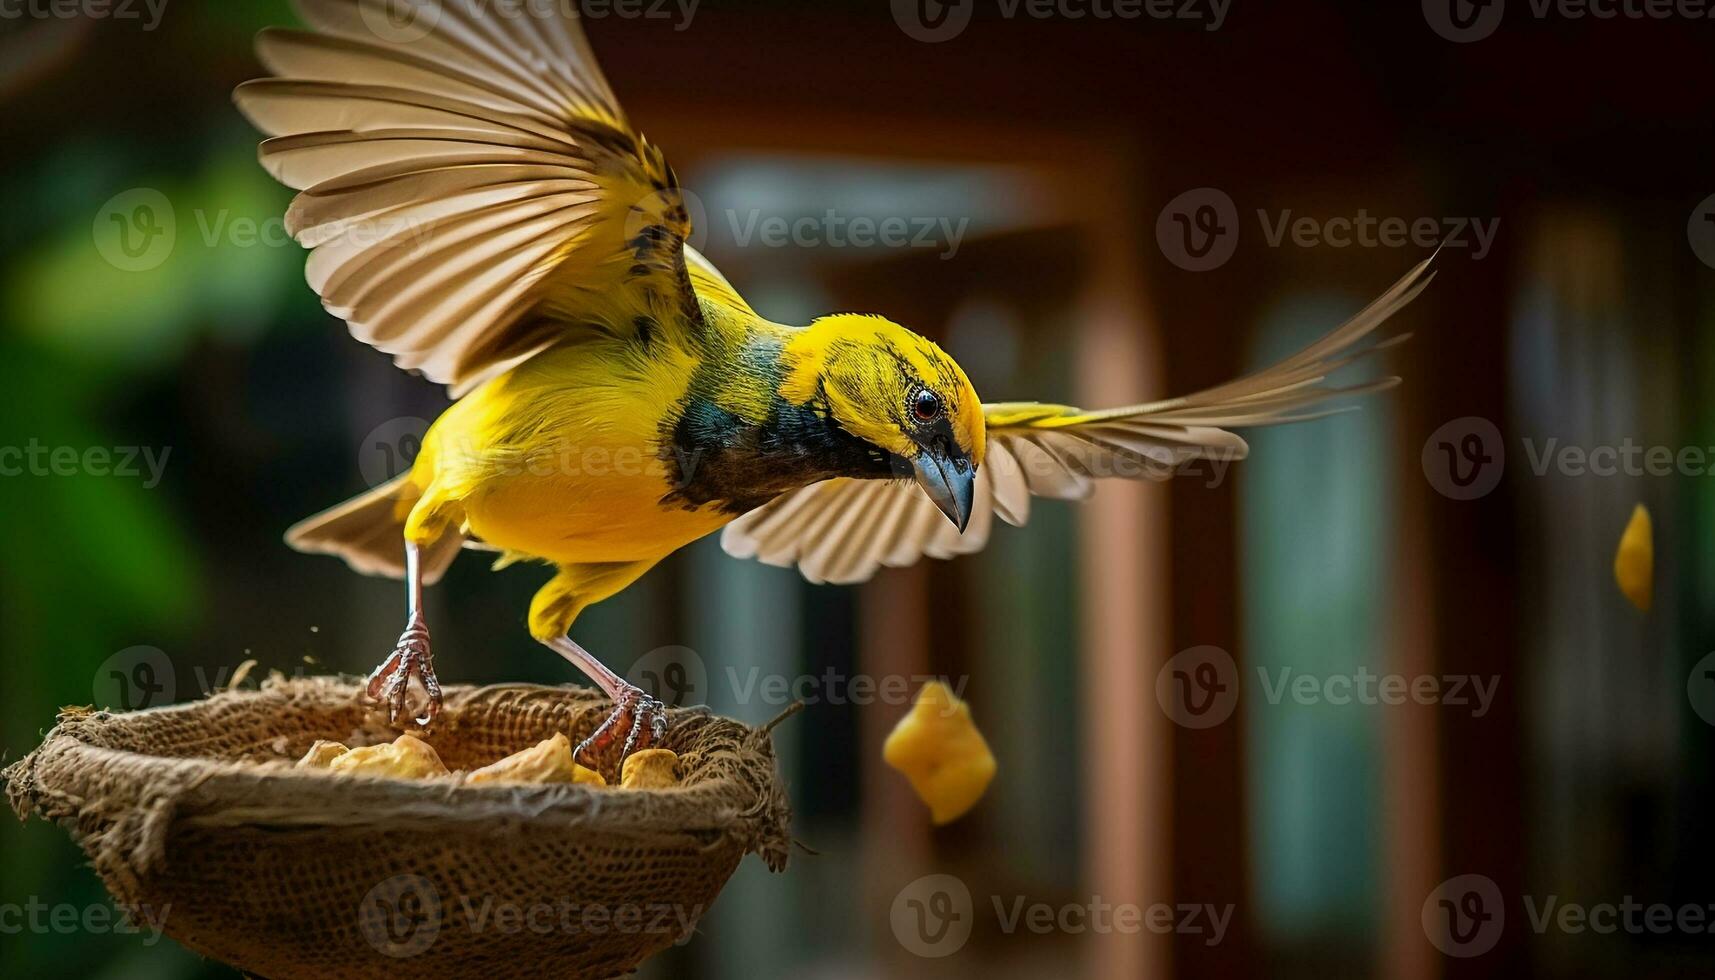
[542,635,666,777]
[365,541,442,727]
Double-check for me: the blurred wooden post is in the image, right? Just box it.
[1071,157,1172,980]
[859,565,935,975]
[1383,448,1441,980]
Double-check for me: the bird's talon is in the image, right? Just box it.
[574,685,666,779]
[365,618,441,728]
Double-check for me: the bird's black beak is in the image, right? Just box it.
[913,451,976,532]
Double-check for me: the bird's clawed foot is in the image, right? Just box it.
[574,683,667,780]
[366,615,442,728]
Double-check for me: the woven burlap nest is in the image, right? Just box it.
[4,677,792,979]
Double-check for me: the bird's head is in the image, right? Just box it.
[782,314,984,531]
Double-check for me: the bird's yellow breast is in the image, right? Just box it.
[410,339,733,566]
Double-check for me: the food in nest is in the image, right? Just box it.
[467,733,606,786]
[293,739,349,769]
[326,733,450,779]
[619,748,680,789]
[291,732,682,788]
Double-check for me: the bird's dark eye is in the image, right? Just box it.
[910,388,943,423]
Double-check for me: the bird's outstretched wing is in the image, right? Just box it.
[721,255,1435,584]
[235,0,700,394]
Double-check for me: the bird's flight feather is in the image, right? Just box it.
[234,0,697,395]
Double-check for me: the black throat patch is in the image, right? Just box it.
[660,392,900,514]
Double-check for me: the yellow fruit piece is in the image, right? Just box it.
[467,733,606,786]
[328,733,449,779]
[619,748,680,789]
[294,739,349,769]
[1614,503,1653,612]
[883,681,996,825]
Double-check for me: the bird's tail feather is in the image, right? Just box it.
[285,476,463,585]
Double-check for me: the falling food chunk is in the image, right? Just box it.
[467,733,606,786]
[328,733,450,779]
[294,740,349,769]
[619,749,680,789]
[883,681,996,825]
[1614,503,1653,612]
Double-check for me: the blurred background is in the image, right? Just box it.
[3,1,1715,977]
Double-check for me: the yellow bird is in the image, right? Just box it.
[237,0,1433,772]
